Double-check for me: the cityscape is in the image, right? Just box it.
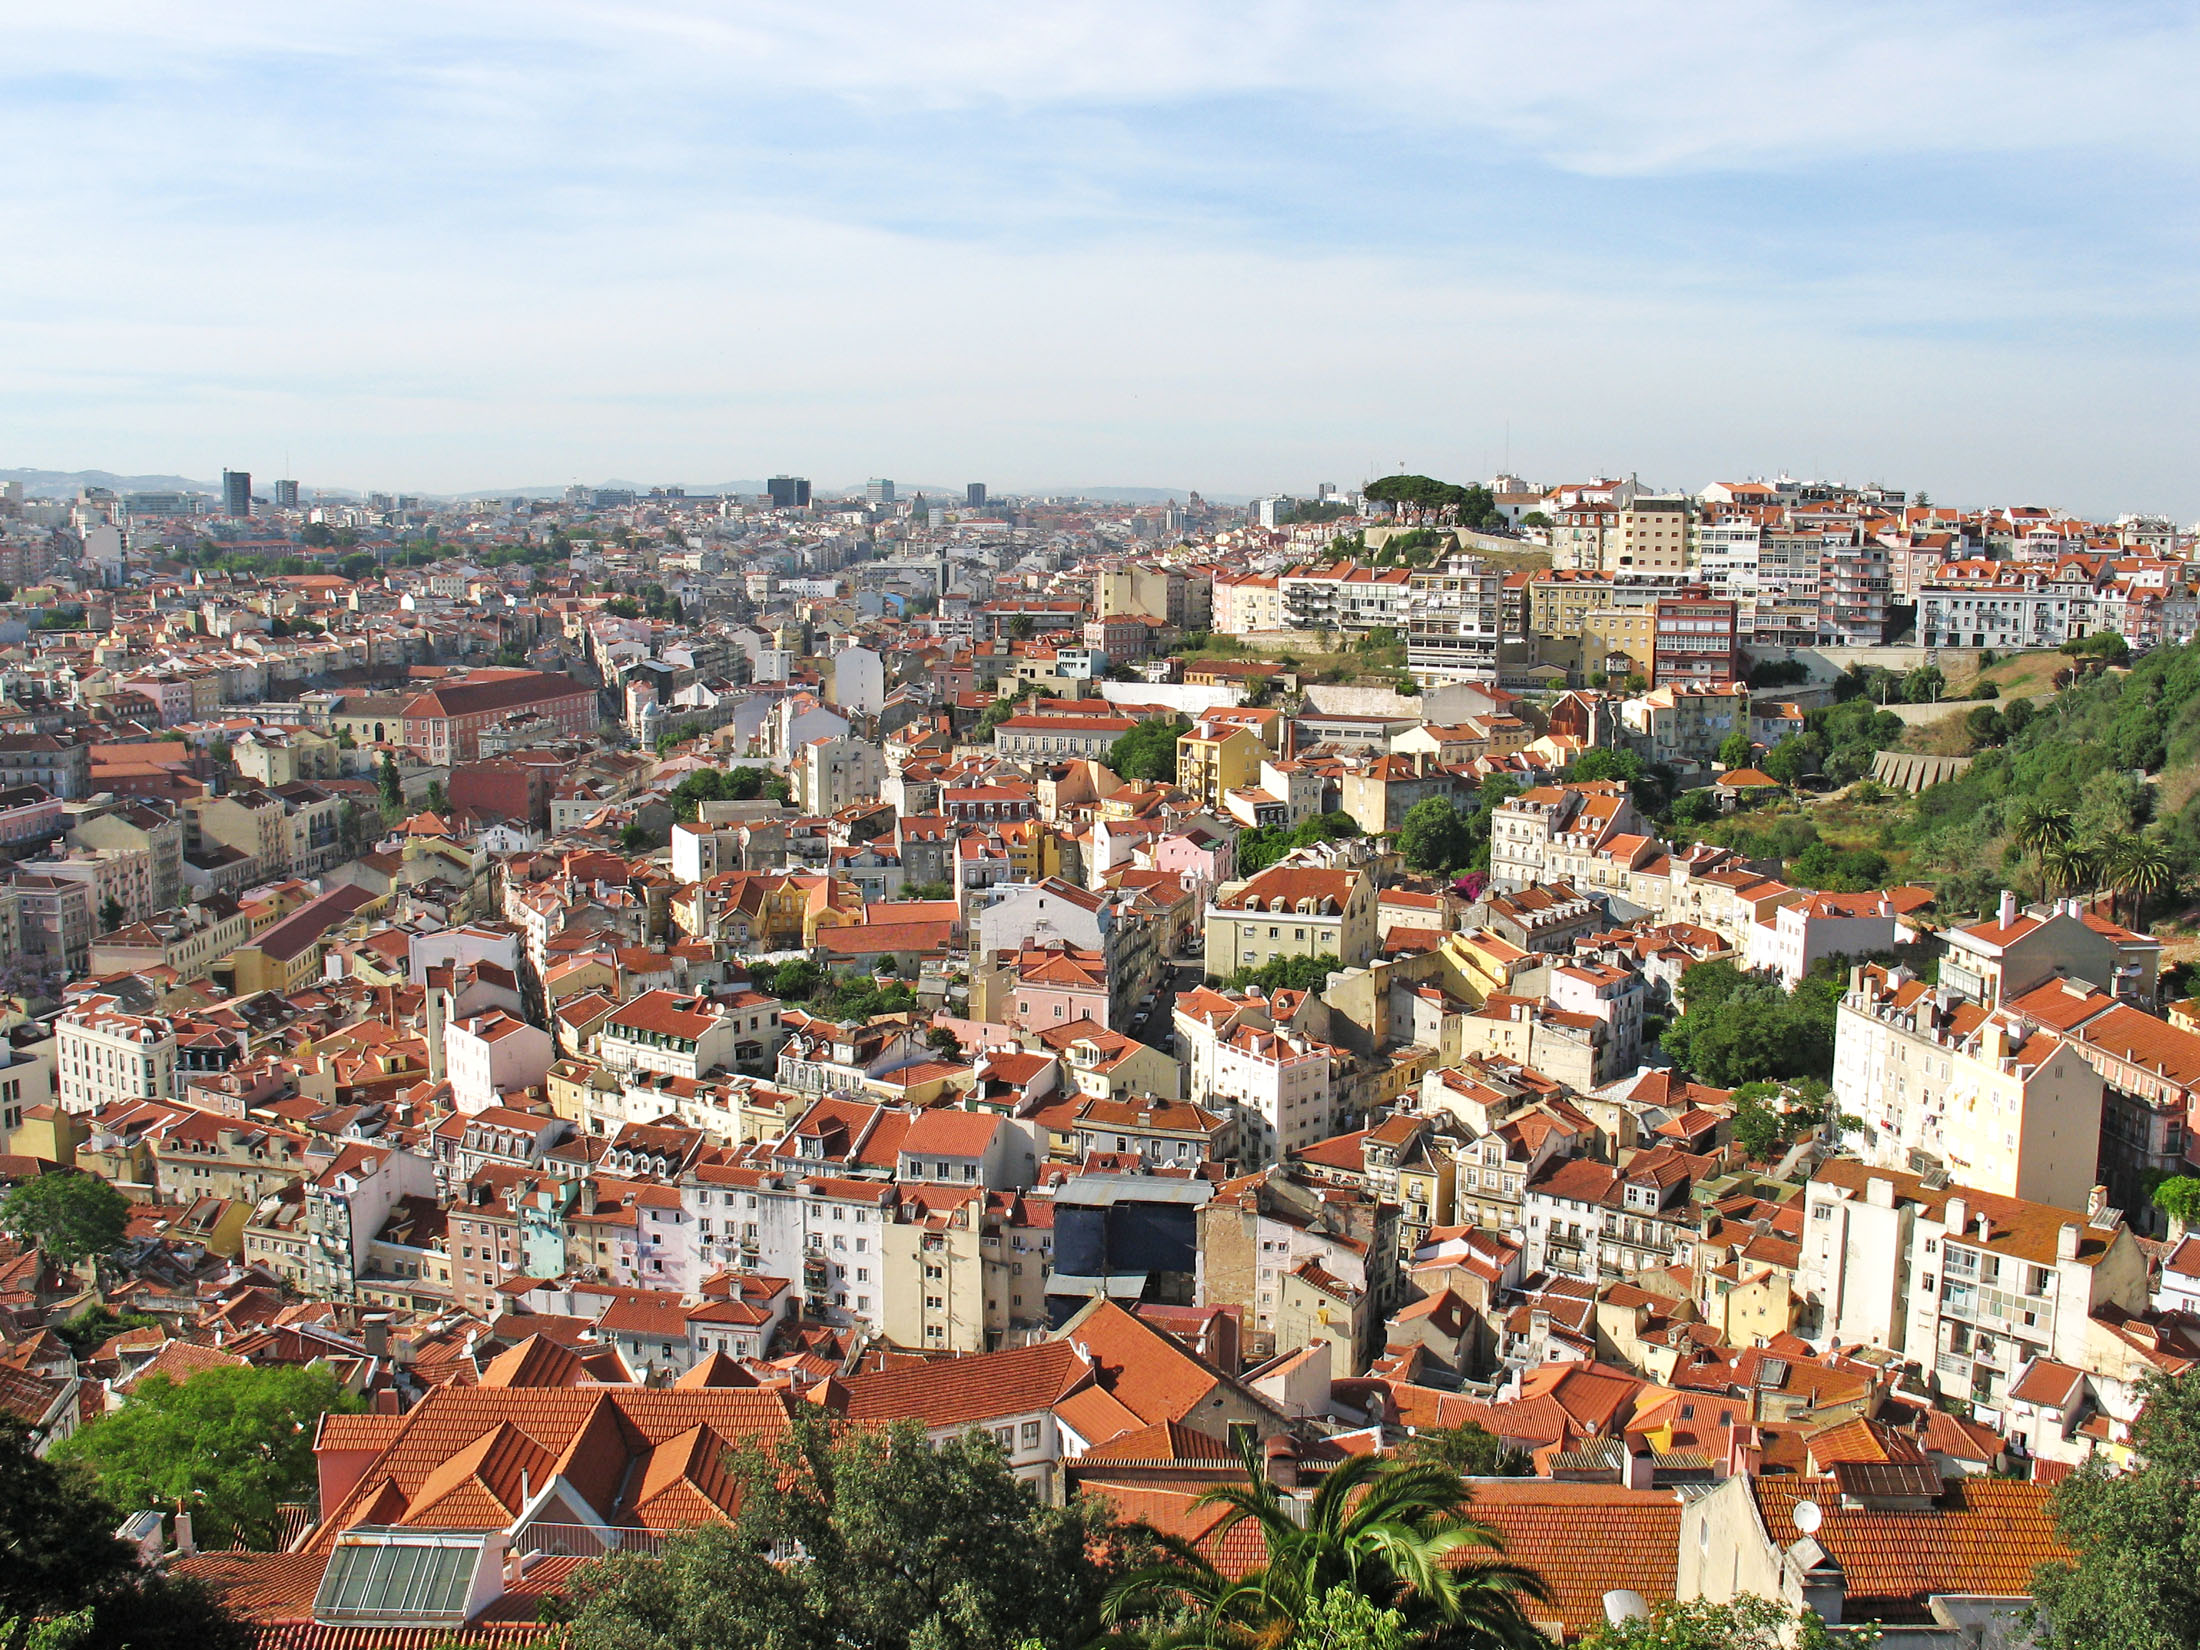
[0,466,2192,1650]
[10,4,2200,1649]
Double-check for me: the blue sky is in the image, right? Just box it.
[6,2,2198,515]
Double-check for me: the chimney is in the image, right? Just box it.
[1976,1212,1993,1242]
[427,986,447,1085]
[1865,1177,1894,1210]
[1998,889,2017,928]
[2087,1184,2109,1224]
[1945,1196,1967,1236]
[172,1511,196,1559]
[2056,1223,2080,1260]
[363,1314,389,1359]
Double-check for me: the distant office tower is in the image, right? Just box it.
[274,478,300,509]
[866,478,896,505]
[768,476,811,509]
[966,482,987,508]
[222,469,252,518]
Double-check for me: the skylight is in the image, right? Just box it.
[314,1527,493,1625]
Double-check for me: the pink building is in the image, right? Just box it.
[1009,943,1113,1033]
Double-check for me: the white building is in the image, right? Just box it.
[1746,891,1897,990]
[1205,1023,1335,1166]
[1799,1160,2147,1422]
[1832,964,2105,1212]
[795,735,884,815]
[831,645,886,716]
[443,1010,556,1116]
[56,998,178,1115]
[597,991,739,1082]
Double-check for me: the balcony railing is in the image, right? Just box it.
[515,1522,677,1559]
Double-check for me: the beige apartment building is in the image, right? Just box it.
[1832,964,2105,1212]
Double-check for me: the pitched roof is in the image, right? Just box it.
[1752,1476,2065,1620]
[829,1338,1091,1428]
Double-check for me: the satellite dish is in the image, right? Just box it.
[1602,1591,1649,1626]
[1793,1499,1823,1535]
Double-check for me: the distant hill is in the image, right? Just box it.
[1,468,216,498]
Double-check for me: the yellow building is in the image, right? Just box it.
[882,1189,988,1353]
[1434,927,1531,1006]
[6,1104,87,1167]
[1175,723,1263,813]
[1204,864,1379,973]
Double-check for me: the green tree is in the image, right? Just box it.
[0,1426,246,1650]
[54,1364,361,1549]
[1568,748,1644,787]
[424,779,448,816]
[1397,798,1473,874]
[1762,737,1811,788]
[924,1025,964,1058]
[376,751,403,811]
[0,1172,130,1271]
[1224,954,1342,993]
[1717,731,1753,769]
[1582,1595,1837,1650]
[2014,802,2075,897]
[2108,835,2175,929]
[619,822,657,854]
[1104,1435,1548,1650]
[1903,665,1945,704]
[1106,717,1191,784]
[1290,1586,1415,1650]
[2043,838,2098,900]
[560,1416,1119,1650]
[97,896,126,934]
[1402,1422,1531,1478]
[2032,1366,2200,1650]
[1661,962,1844,1088]
[1965,705,2007,747]
[2152,1176,2200,1230]
[767,958,823,1001]
[50,1304,162,1358]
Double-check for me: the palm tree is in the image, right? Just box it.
[2041,838,2098,903]
[2012,802,2074,898]
[2108,835,2175,929]
[1101,1437,1550,1650]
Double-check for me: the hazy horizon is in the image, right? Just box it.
[9,3,2198,520]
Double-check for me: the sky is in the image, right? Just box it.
[6,2,2199,516]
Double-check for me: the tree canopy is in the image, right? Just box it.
[1581,1596,1836,1650]
[1103,1436,1547,1650]
[1401,1422,1531,1478]
[668,763,790,818]
[559,1415,1122,1650]
[1107,717,1190,784]
[0,1172,130,1271]
[1238,812,1362,877]
[1362,475,1509,532]
[0,1425,247,1650]
[1397,797,1474,874]
[54,1364,361,1550]
[1659,960,1844,1088]
[2032,1366,2200,1650]
[1224,953,1343,993]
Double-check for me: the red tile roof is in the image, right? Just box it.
[1752,1476,2066,1620]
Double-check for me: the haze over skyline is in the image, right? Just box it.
[9,2,2198,517]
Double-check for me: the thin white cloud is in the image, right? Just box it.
[2,3,2196,514]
